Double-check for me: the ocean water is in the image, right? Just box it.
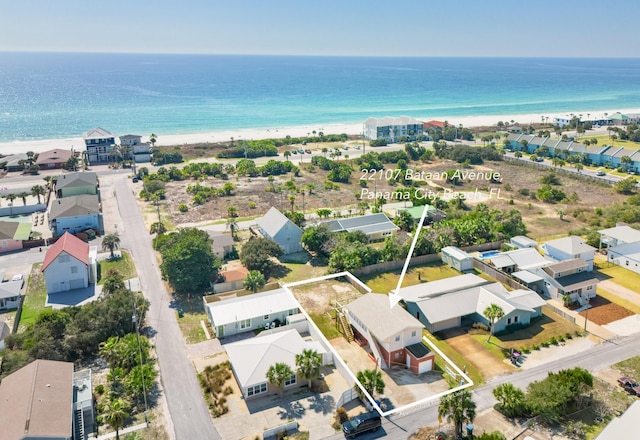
[1,53,640,142]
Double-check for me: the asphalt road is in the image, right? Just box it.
[113,175,221,440]
[323,334,640,439]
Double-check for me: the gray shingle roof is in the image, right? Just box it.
[56,172,98,189]
[346,293,423,341]
[49,195,100,219]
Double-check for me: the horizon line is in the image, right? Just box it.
[1,50,640,59]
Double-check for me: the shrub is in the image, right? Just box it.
[178,203,188,212]
[565,332,573,340]
[550,336,558,346]
[94,384,105,395]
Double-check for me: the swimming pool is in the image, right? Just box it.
[480,250,501,259]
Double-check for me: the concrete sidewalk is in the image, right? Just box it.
[97,422,147,439]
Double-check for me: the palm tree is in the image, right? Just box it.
[558,208,566,221]
[102,269,125,294]
[438,389,477,439]
[101,396,130,440]
[149,221,166,235]
[243,270,265,293]
[102,232,121,259]
[483,303,505,342]
[355,369,385,400]
[289,194,295,213]
[492,383,524,418]
[149,133,157,148]
[266,362,295,398]
[17,191,29,205]
[295,349,322,388]
[283,150,291,160]
[31,185,46,204]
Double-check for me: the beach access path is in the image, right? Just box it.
[112,174,220,440]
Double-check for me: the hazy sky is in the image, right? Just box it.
[2,0,639,57]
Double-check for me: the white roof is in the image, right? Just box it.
[442,246,473,261]
[206,288,299,327]
[596,401,640,440]
[510,236,538,247]
[225,329,326,389]
[256,207,301,238]
[491,248,551,271]
[608,241,640,263]
[413,282,545,324]
[599,225,640,244]
[512,270,544,284]
[364,115,423,127]
[544,236,596,255]
[346,293,423,341]
[399,274,488,302]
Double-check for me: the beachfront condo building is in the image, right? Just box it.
[364,116,424,142]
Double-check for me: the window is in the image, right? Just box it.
[395,352,400,359]
[586,285,593,290]
[395,335,400,342]
[411,330,417,337]
[507,318,512,325]
[70,266,78,274]
[264,314,269,321]
[239,319,251,329]
[514,316,519,323]
[59,254,70,263]
[284,375,296,387]
[247,383,267,396]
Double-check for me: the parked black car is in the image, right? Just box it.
[342,411,381,438]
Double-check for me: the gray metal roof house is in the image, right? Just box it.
[256,207,304,255]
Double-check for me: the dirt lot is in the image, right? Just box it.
[579,295,634,325]
[147,148,627,242]
[288,278,362,315]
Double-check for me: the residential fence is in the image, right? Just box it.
[336,387,359,409]
[472,259,530,291]
[0,203,46,217]
[545,302,577,324]
[11,296,24,334]
[351,240,503,278]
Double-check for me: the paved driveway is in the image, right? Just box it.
[438,328,515,379]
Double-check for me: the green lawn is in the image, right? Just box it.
[310,312,340,340]
[423,330,483,386]
[173,291,208,344]
[98,251,137,283]
[486,306,583,351]
[361,263,461,293]
[19,263,48,328]
[588,134,640,149]
[596,263,640,293]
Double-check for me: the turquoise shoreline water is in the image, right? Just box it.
[1,53,639,142]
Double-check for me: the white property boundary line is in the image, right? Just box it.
[282,272,473,418]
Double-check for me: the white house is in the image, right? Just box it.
[323,213,399,242]
[533,259,598,303]
[42,232,97,293]
[49,195,102,237]
[345,293,433,373]
[0,280,22,311]
[401,274,546,333]
[204,288,300,338]
[596,401,640,440]
[441,246,474,272]
[599,225,640,248]
[256,207,304,255]
[224,329,329,399]
[606,242,640,275]
[542,236,596,271]
[510,236,538,249]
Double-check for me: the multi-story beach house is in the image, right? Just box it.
[83,127,116,163]
[119,134,152,163]
[363,116,423,142]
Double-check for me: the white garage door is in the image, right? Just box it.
[418,359,433,374]
[69,279,85,289]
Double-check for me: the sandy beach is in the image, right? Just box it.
[1,108,638,156]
